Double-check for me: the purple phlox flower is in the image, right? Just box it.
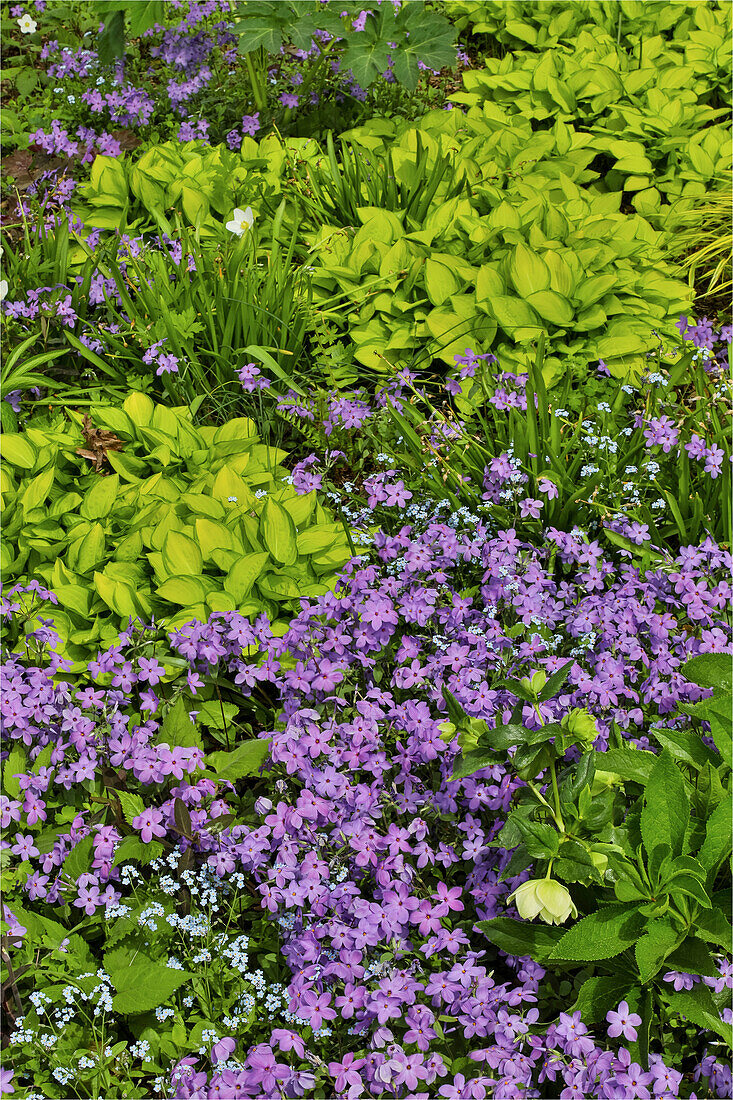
[328,1052,365,1095]
[132,806,166,843]
[606,999,642,1041]
[663,970,697,991]
[537,476,558,499]
[519,497,543,520]
[212,1036,236,1064]
[643,415,678,453]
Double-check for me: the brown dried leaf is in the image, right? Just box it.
[76,413,124,473]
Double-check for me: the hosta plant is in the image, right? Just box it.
[0,393,355,669]
[71,135,321,240]
[303,108,691,378]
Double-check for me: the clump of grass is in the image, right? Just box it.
[665,186,732,318]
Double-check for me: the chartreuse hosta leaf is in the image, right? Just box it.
[259,497,298,566]
[3,394,357,670]
[71,58,696,379]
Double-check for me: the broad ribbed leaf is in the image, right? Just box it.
[634,918,681,983]
[551,905,645,962]
[224,552,269,602]
[509,243,550,297]
[259,499,297,566]
[641,750,688,860]
[106,947,191,1014]
[477,917,564,962]
[162,531,203,577]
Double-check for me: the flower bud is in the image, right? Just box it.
[508,878,578,925]
[520,670,547,698]
[591,769,623,795]
[561,707,598,745]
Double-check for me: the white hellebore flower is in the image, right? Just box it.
[226,207,254,236]
[18,13,38,33]
[0,280,7,302]
[508,878,578,925]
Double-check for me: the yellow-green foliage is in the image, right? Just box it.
[0,394,354,669]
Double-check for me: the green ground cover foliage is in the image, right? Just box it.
[0,1,731,1097]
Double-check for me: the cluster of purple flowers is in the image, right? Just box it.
[226,113,261,148]
[29,120,123,162]
[364,469,413,508]
[676,315,732,353]
[276,377,410,439]
[449,349,498,391]
[2,491,730,1095]
[3,285,76,327]
[290,454,324,493]
[80,82,155,127]
[275,391,375,434]
[142,338,180,375]
[238,360,270,393]
[42,41,98,81]
[642,417,728,479]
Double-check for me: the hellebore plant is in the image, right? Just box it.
[506,877,578,925]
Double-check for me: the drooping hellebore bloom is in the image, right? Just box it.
[561,707,599,746]
[226,207,254,236]
[508,878,578,925]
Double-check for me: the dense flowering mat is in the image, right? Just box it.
[1,1,731,1097]
[2,509,731,1097]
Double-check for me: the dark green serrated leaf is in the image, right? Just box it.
[206,738,269,782]
[554,840,599,884]
[514,818,560,859]
[537,660,574,700]
[127,0,165,35]
[634,918,681,983]
[694,907,733,953]
[105,947,191,1014]
[551,905,645,962]
[234,16,282,53]
[681,653,732,694]
[594,747,657,784]
[112,836,163,868]
[572,975,638,1024]
[698,794,732,879]
[651,725,718,770]
[476,917,564,962]
[97,8,125,65]
[663,984,733,1045]
[641,750,688,860]
[62,835,94,880]
[452,750,496,780]
[666,935,720,979]
[158,697,203,750]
